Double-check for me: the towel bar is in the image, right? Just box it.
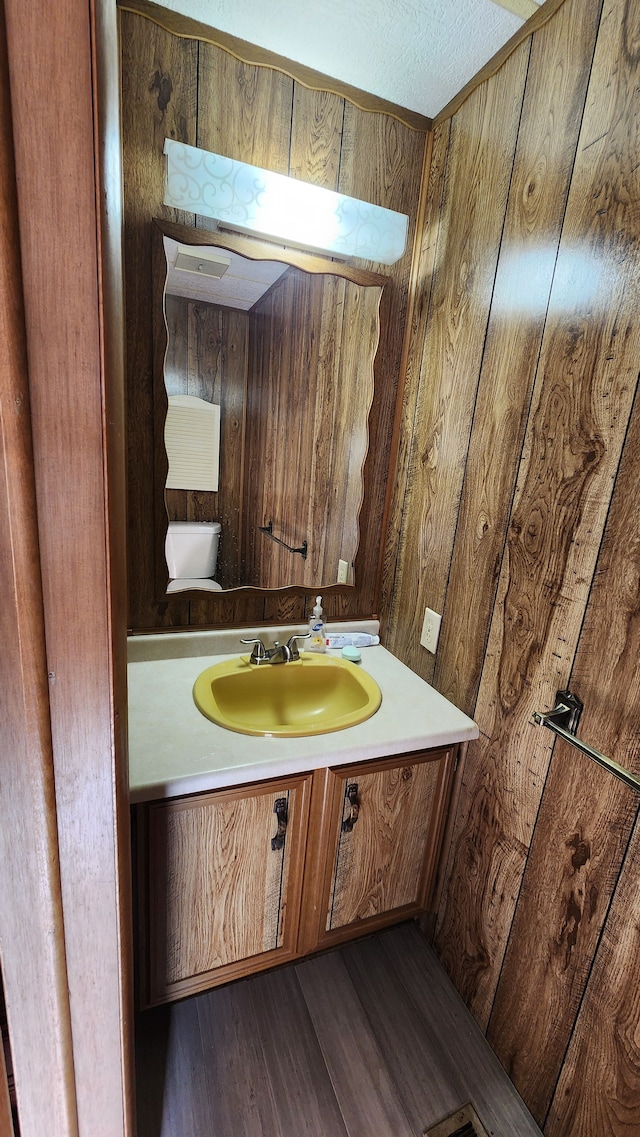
[259,521,308,559]
[532,689,640,794]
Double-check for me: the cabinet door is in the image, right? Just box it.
[138,773,312,1006]
[301,749,454,953]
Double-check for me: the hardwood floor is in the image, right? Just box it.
[136,921,542,1137]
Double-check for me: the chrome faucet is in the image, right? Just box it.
[240,632,310,665]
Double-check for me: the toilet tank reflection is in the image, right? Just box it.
[165,521,222,594]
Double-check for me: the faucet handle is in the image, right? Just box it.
[240,637,266,664]
[286,632,311,661]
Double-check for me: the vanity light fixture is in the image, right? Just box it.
[163,139,408,266]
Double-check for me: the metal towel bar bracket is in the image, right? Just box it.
[533,688,640,794]
[259,521,308,560]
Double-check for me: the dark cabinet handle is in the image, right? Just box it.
[271,797,288,851]
[342,783,360,832]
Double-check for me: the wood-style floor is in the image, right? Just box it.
[136,921,542,1137]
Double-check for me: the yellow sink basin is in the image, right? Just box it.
[193,653,382,737]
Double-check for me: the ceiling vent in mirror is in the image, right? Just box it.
[174,244,231,279]
[163,139,408,266]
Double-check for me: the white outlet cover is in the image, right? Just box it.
[420,607,442,653]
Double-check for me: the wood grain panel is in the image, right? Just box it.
[433,0,602,716]
[487,383,640,1121]
[328,760,442,929]
[434,0,571,124]
[335,103,426,621]
[196,43,293,172]
[156,791,286,980]
[381,119,449,631]
[141,774,311,1005]
[243,269,381,590]
[546,812,640,1137]
[161,294,248,591]
[290,84,344,187]
[121,9,197,629]
[0,12,78,1130]
[6,0,133,1132]
[386,44,530,678]
[436,0,640,1031]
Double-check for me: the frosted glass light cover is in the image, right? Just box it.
[164,139,408,266]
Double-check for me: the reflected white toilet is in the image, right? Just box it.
[165,521,222,592]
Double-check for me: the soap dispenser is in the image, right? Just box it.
[307,596,326,652]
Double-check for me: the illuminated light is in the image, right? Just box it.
[491,248,604,314]
[163,139,408,266]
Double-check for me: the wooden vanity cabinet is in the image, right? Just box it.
[298,747,455,955]
[136,772,312,1007]
[135,747,455,1008]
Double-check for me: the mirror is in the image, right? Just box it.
[155,221,386,593]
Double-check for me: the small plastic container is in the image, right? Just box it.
[307,596,326,652]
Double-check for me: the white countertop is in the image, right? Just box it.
[127,623,479,804]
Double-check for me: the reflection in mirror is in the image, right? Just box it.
[158,223,385,593]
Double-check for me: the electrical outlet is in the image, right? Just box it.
[420,607,441,653]
[337,559,349,584]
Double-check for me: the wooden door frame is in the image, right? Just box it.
[2,1,133,1135]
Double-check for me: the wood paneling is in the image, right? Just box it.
[386,42,530,674]
[384,0,640,1132]
[0,10,78,1132]
[121,7,426,630]
[433,0,572,124]
[545,814,640,1137]
[244,270,382,589]
[162,294,248,589]
[439,0,639,1026]
[380,121,446,617]
[290,84,344,187]
[433,0,602,715]
[121,11,197,629]
[5,0,133,1134]
[197,43,293,173]
[486,382,640,1120]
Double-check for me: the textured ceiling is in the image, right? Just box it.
[164,237,288,309]
[157,0,525,117]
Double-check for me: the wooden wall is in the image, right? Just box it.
[383,0,640,1132]
[120,3,426,631]
[4,0,133,1133]
[162,294,248,589]
[244,269,381,589]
